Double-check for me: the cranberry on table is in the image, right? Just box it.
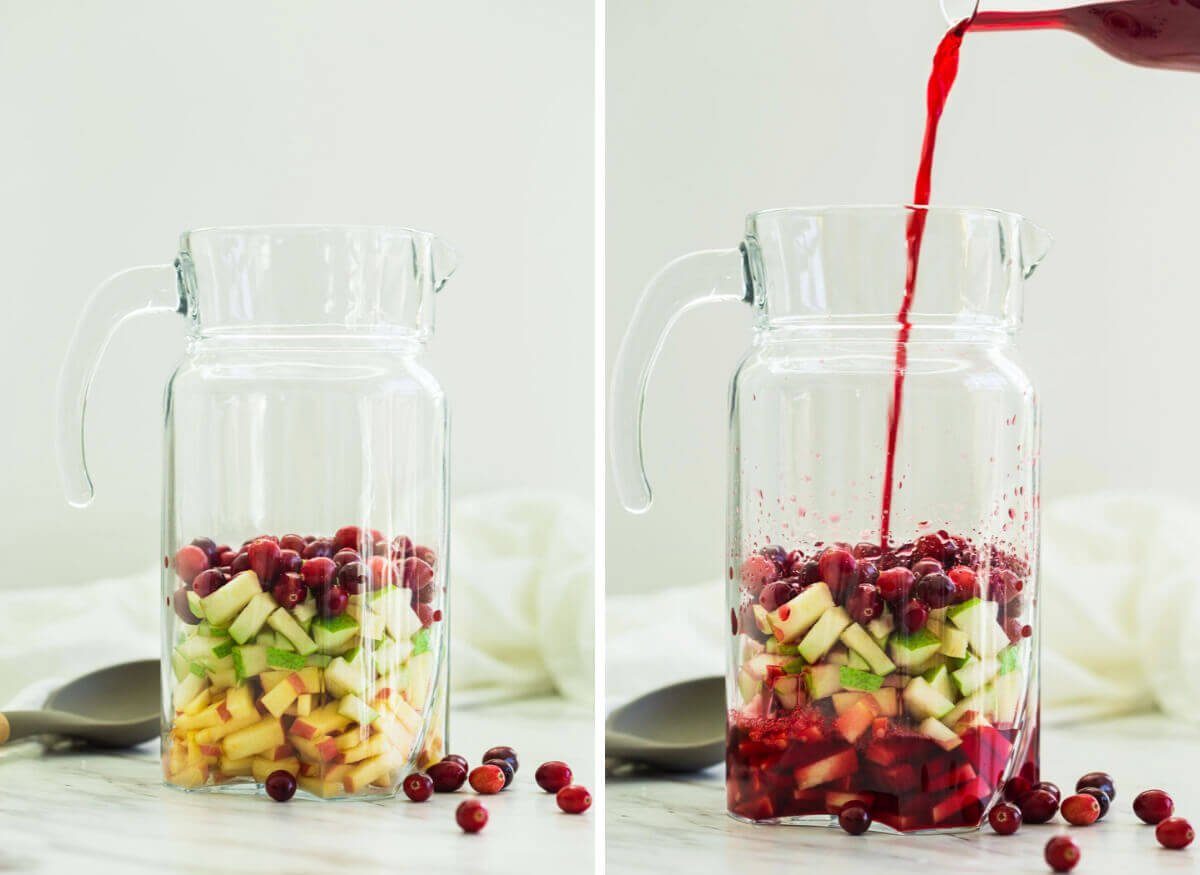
[837,804,871,835]
[818,548,857,597]
[1033,781,1061,802]
[989,802,1022,835]
[1077,787,1110,819]
[300,556,337,591]
[319,584,348,617]
[247,538,282,584]
[846,584,884,625]
[898,599,929,633]
[482,745,518,773]
[272,573,306,609]
[442,754,469,770]
[915,572,955,608]
[1075,771,1115,802]
[427,760,468,792]
[174,545,210,585]
[1044,836,1080,872]
[265,769,296,802]
[535,761,573,793]
[877,567,915,604]
[402,772,434,802]
[1018,789,1060,824]
[1004,776,1033,802]
[1156,816,1195,849]
[457,799,489,833]
[484,758,515,788]
[1133,789,1174,824]
[469,764,506,795]
[1060,794,1100,826]
[172,588,200,624]
[556,784,592,814]
[191,568,226,598]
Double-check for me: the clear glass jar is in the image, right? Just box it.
[57,226,455,799]
[611,206,1051,832]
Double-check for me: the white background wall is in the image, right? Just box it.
[0,0,593,588]
[607,0,1200,594]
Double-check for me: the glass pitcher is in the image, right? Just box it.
[611,206,1050,832]
[57,226,455,799]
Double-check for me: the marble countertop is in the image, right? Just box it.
[0,697,594,875]
[607,713,1198,874]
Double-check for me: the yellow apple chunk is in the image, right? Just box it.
[222,716,285,761]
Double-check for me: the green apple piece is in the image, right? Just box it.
[952,655,1000,697]
[267,608,318,656]
[919,716,963,751]
[867,612,894,647]
[888,628,942,669]
[997,644,1022,676]
[767,582,835,644]
[902,675,955,720]
[189,661,206,678]
[839,666,884,692]
[200,571,261,627]
[270,634,295,652]
[254,630,277,648]
[947,597,1008,657]
[782,658,805,675]
[306,653,332,668]
[206,667,236,690]
[938,625,969,659]
[410,626,431,657]
[212,640,235,660]
[291,598,317,630]
[358,609,387,641]
[825,647,849,667]
[232,644,268,681]
[942,686,985,726]
[337,694,380,727]
[798,606,853,663]
[401,651,433,705]
[772,675,802,710]
[374,636,411,675]
[737,667,759,703]
[178,634,225,662]
[764,638,781,654]
[870,686,900,716]
[375,591,422,642]
[229,591,278,644]
[923,664,956,702]
[171,648,189,682]
[847,650,870,672]
[173,672,208,708]
[840,623,897,676]
[324,655,364,698]
[267,647,306,671]
[928,606,949,624]
[990,668,1025,725]
[751,604,772,636]
[741,636,765,664]
[804,663,842,700]
[186,590,206,621]
[743,652,789,681]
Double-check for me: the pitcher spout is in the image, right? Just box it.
[1019,218,1053,279]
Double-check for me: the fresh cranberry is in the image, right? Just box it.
[911,558,943,578]
[739,555,778,593]
[1075,771,1115,802]
[368,555,399,588]
[390,535,414,559]
[278,549,303,576]
[852,542,882,560]
[1044,836,1080,872]
[1004,776,1033,802]
[247,538,282,585]
[301,538,334,560]
[989,802,1022,835]
[818,549,857,597]
[484,758,515,788]
[1133,789,1174,824]
[456,799,489,833]
[898,599,929,633]
[336,560,369,594]
[990,569,1023,604]
[797,559,822,586]
[877,567,915,604]
[947,565,979,601]
[915,572,955,608]
[403,772,434,802]
[319,584,348,617]
[1004,617,1028,644]
[416,603,436,626]
[231,552,251,575]
[191,568,226,598]
[174,545,210,585]
[1077,788,1110,819]
[1156,817,1195,849]
[265,769,296,802]
[837,804,871,835]
[279,534,307,553]
[469,764,506,795]
[172,588,200,625]
[759,580,798,612]
[535,761,573,793]
[272,572,306,609]
[855,561,879,587]
[217,549,239,567]
[332,525,364,553]
[556,784,592,814]
[913,534,946,563]
[846,584,884,625]
[1033,781,1061,802]
[783,550,805,574]
[1061,793,1100,826]
[482,746,518,773]
[759,544,788,571]
[301,556,337,591]
[403,556,436,593]
[414,545,437,566]
[332,548,361,567]
[1018,789,1059,824]
[190,537,220,567]
[428,760,467,792]
[372,539,391,557]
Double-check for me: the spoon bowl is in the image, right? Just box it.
[605,675,725,772]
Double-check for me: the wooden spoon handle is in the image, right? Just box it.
[0,712,8,744]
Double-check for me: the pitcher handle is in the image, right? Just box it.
[608,247,750,513]
[56,265,184,507]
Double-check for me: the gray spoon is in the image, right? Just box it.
[606,675,725,772]
[0,659,160,748]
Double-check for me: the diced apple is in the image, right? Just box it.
[174,702,223,732]
[253,756,300,782]
[989,668,1025,726]
[181,687,211,716]
[799,606,853,663]
[400,651,433,707]
[737,667,759,704]
[919,717,963,751]
[343,752,402,794]
[947,598,1008,657]
[290,703,352,740]
[201,571,262,626]
[267,608,318,656]
[374,713,415,759]
[804,663,842,699]
[221,716,285,761]
[294,694,313,717]
[924,761,977,793]
[218,755,254,777]
[173,672,209,709]
[923,665,957,702]
[232,644,269,681]
[342,733,389,764]
[840,623,896,675]
[888,628,942,670]
[229,591,278,644]
[751,604,772,636]
[291,597,318,629]
[170,764,210,788]
[902,676,955,721]
[767,582,835,643]
[832,693,881,743]
[259,670,290,692]
[825,647,849,666]
[952,655,1000,697]
[311,613,361,653]
[338,694,381,727]
[793,747,859,791]
[290,734,341,764]
[260,677,300,718]
[938,625,969,658]
[195,709,259,744]
[772,675,803,711]
[325,654,369,698]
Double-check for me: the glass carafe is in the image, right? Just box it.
[57,226,455,799]
[611,206,1051,832]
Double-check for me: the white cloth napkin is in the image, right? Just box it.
[0,491,593,708]
[607,491,1200,725]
